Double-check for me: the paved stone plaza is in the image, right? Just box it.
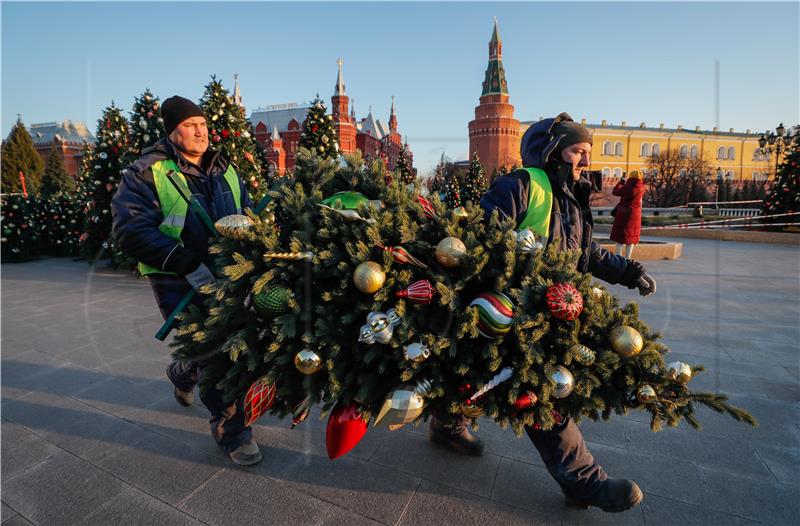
[2,237,798,525]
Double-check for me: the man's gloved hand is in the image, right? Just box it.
[637,272,657,297]
[185,263,216,293]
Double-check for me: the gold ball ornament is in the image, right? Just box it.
[435,237,467,267]
[666,361,693,384]
[609,326,644,358]
[572,344,596,366]
[293,349,323,375]
[353,261,385,293]
[215,214,254,239]
[637,385,657,403]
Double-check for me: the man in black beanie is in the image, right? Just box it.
[112,95,260,466]
[471,113,656,512]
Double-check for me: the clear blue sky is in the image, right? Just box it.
[2,1,798,174]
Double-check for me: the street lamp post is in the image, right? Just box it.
[759,123,794,178]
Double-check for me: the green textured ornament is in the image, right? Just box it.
[253,284,291,316]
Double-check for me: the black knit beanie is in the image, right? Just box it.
[161,96,205,136]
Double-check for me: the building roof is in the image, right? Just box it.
[357,111,388,140]
[29,120,94,145]
[250,103,312,133]
[519,120,762,139]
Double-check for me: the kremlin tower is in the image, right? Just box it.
[468,19,521,177]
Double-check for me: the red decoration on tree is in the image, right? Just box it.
[531,410,564,430]
[395,280,437,304]
[311,125,319,133]
[513,391,538,412]
[326,402,368,459]
[380,245,428,269]
[417,195,437,219]
[222,129,230,139]
[243,376,277,427]
[546,283,584,320]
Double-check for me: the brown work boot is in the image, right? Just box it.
[565,478,643,513]
[173,387,194,407]
[228,440,262,466]
[429,419,485,457]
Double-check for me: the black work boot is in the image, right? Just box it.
[565,478,643,513]
[429,417,485,457]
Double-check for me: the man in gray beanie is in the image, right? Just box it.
[112,95,260,466]
[471,113,656,512]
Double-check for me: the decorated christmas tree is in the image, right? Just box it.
[126,88,165,160]
[170,149,755,460]
[462,151,488,205]
[1,117,44,194]
[762,129,799,228]
[444,171,462,209]
[79,103,130,263]
[396,143,414,186]
[199,75,268,200]
[429,153,447,196]
[298,96,339,160]
[1,195,45,261]
[39,142,75,199]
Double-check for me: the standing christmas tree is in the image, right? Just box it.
[761,128,799,228]
[298,96,339,160]
[199,75,267,200]
[127,89,165,159]
[444,171,463,209]
[1,117,44,194]
[1,195,45,261]
[429,153,447,196]
[39,142,75,199]
[462,151,488,205]
[396,143,414,186]
[79,103,130,263]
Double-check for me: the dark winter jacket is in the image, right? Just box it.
[610,177,645,245]
[480,116,644,287]
[112,138,253,313]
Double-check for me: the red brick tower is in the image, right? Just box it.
[331,58,357,155]
[265,125,286,176]
[468,19,521,178]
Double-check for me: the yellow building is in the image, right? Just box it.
[520,119,776,181]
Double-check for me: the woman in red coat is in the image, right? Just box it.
[610,170,645,258]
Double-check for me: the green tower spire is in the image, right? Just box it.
[481,18,508,96]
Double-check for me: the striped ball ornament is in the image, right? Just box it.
[469,292,514,339]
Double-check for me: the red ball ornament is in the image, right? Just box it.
[234,130,241,137]
[326,402,368,459]
[243,376,277,427]
[546,283,584,320]
[416,195,437,219]
[221,129,230,139]
[311,125,319,133]
[513,391,538,411]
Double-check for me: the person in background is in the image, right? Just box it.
[610,170,645,259]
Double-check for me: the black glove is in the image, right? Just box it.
[636,272,657,297]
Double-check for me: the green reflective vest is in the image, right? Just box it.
[517,167,553,243]
[138,159,242,276]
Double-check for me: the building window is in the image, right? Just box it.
[601,167,611,177]
[651,144,660,156]
[679,145,689,158]
[613,168,622,177]
[640,143,651,157]
[717,146,726,160]
[602,141,612,156]
[690,145,698,159]
[727,146,735,160]
[614,141,623,157]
